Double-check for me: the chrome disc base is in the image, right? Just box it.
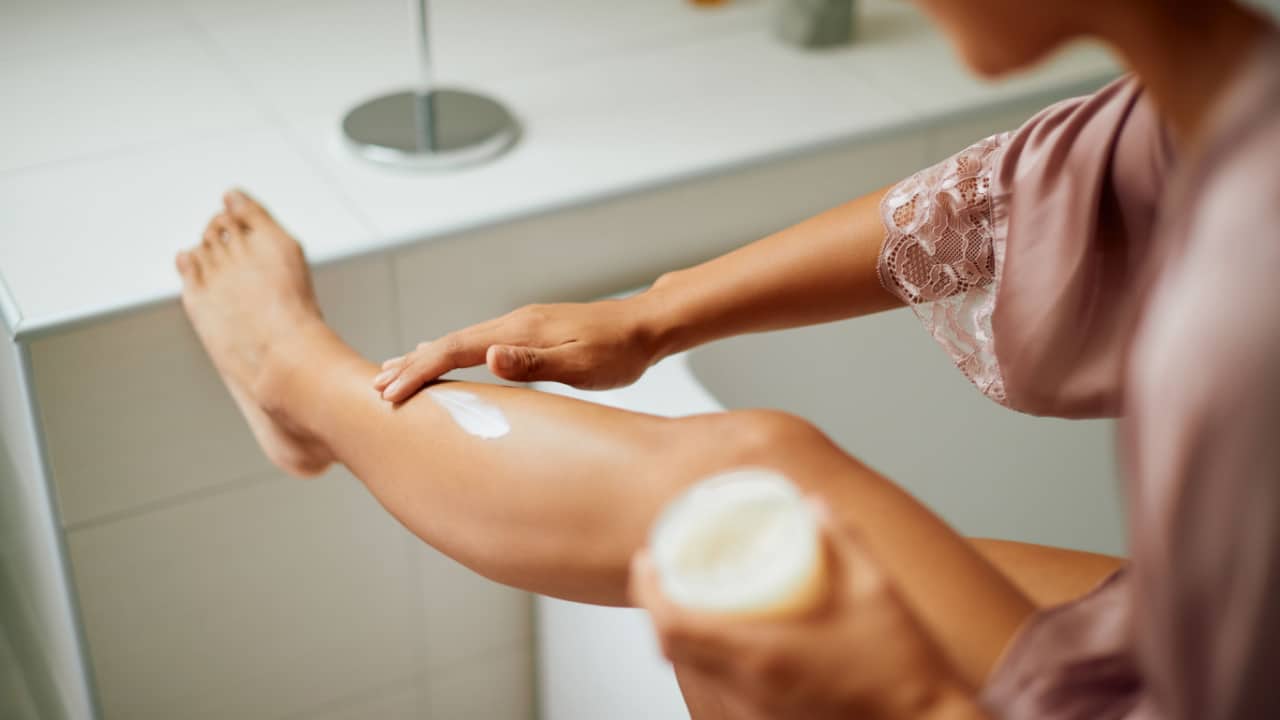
[341,88,519,170]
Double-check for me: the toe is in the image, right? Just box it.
[201,217,219,246]
[175,251,203,284]
[223,188,270,226]
[194,231,221,269]
[202,214,243,255]
[201,216,224,251]
[212,213,246,250]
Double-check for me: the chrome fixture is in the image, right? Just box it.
[341,0,520,170]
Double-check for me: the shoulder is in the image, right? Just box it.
[997,76,1170,187]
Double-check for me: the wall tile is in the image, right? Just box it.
[31,254,397,527]
[66,467,427,719]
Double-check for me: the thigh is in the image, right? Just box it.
[970,538,1125,608]
[666,411,1038,688]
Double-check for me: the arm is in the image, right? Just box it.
[374,186,901,400]
[642,185,902,358]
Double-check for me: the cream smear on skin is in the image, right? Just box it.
[427,387,511,439]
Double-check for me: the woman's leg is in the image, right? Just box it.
[177,192,1034,690]
[970,539,1124,608]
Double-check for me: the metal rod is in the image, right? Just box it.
[413,0,433,94]
[412,0,435,151]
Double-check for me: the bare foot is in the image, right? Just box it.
[176,189,334,477]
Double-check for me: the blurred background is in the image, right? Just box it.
[3,0,1278,718]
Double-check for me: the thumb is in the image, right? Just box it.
[488,344,582,383]
[811,499,887,595]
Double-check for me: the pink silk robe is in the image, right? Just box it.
[876,29,1280,720]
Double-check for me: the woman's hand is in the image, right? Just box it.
[373,295,665,402]
[631,507,987,720]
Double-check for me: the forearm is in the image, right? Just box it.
[638,185,900,359]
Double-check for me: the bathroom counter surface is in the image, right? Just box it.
[0,0,1115,339]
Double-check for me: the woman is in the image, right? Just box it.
[175,0,1279,716]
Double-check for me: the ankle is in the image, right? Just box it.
[253,318,342,423]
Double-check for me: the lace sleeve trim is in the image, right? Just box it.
[877,133,1010,404]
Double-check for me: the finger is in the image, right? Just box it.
[372,357,406,390]
[719,688,775,720]
[674,662,770,720]
[812,500,888,596]
[381,332,495,401]
[627,551,665,610]
[629,553,743,677]
[487,343,588,385]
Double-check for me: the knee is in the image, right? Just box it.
[688,409,833,469]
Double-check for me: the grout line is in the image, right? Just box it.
[428,638,538,677]
[275,639,536,719]
[277,670,425,720]
[178,0,383,240]
[384,253,409,354]
[423,626,539,675]
[0,123,271,182]
[61,469,280,534]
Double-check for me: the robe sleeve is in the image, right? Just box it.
[878,76,1174,417]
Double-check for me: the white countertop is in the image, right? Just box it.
[0,0,1117,340]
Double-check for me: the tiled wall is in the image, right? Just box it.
[26,255,533,718]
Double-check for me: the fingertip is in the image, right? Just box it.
[628,551,659,606]
[373,368,397,389]
[630,551,653,588]
[632,549,654,575]
[384,376,422,403]
[381,356,403,370]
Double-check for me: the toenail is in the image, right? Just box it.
[227,190,246,208]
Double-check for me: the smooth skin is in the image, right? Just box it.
[374,186,899,399]
[172,0,1265,716]
[179,191,1033,719]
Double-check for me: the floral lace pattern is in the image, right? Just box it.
[877,133,1010,404]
